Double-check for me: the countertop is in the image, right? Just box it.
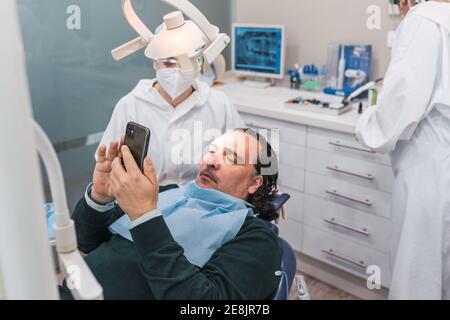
[215,75,363,134]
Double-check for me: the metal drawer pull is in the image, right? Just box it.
[326,165,375,181]
[322,249,367,269]
[324,218,370,236]
[329,140,376,154]
[326,189,373,206]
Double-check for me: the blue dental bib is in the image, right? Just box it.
[109,182,254,267]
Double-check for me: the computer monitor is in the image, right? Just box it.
[232,24,285,80]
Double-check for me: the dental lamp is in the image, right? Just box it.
[111,0,230,75]
[0,0,102,300]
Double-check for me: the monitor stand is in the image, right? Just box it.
[241,77,275,89]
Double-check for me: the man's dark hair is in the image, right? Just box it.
[235,128,279,221]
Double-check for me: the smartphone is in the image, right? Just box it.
[124,122,151,172]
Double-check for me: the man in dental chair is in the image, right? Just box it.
[60,129,282,300]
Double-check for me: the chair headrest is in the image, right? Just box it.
[271,193,291,212]
[259,193,291,235]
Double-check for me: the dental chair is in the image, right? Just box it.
[46,188,307,300]
[160,187,300,300]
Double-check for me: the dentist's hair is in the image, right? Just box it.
[235,128,280,221]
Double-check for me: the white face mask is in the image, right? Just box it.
[156,68,196,100]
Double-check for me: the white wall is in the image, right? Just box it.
[233,0,401,79]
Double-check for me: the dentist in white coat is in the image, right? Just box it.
[356,0,450,299]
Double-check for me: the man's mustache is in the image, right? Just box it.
[199,168,219,183]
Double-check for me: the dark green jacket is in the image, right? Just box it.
[61,189,281,300]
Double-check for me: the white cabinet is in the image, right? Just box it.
[243,113,307,147]
[279,142,306,168]
[240,112,395,288]
[302,225,391,288]
[303,195,391,253]
[306,148,395,193]
[305,172,392,218]
[279,186,304,223]
[307,127,391,166]
[279,164,305,192]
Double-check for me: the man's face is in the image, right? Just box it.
[196,131,263,201]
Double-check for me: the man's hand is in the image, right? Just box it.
[110,146,159,221]
[91,138,124,205]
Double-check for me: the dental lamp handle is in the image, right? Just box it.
[112,36,148,61]
[121,0,153,42]
[203,33,231,65]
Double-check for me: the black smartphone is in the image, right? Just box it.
[124,122,151,172]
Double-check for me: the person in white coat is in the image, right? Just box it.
[98,15,244,188]
[356,0,450,299]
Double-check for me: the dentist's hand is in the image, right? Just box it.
[91,138,124,205]
[110,146,159,221]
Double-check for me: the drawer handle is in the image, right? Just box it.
[322,249,367,269]
[326,189,373,207]
[329,140,376,154]
[326,165,375,181]
[324,218,370,236]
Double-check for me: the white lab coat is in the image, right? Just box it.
[99,79,245,186]
[356,2,450,299]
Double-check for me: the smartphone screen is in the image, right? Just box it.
[124,122,151,171]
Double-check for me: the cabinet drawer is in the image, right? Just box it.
[279,164,305,192]
[278,218,302,252]
[306,148,395,193]
[240,113,307,147]
[279,142,306,168]
[303,225,391,287]
[304,195,391,253]
[307,127,391,166]
[305,172,391,218]
[279,186,304,223]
